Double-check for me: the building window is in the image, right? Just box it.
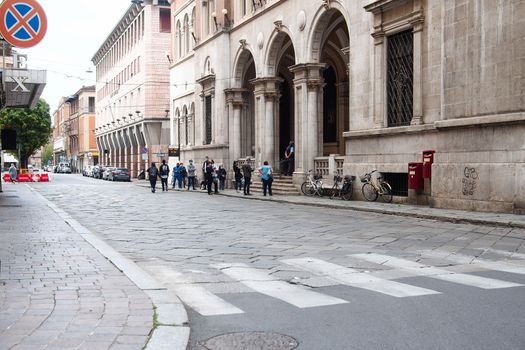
[205,95,212,144]
[89,97,95,113]
[387,30,413,127]
[185,116,189,145]
[160,9,171,33]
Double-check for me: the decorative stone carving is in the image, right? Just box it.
[239,39,247,49]
[257,32,264,50]
[274,20,283,32]
[297,10,306,31]
[322,0,331,10]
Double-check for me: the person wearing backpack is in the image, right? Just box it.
[159,160,170,191]
[147,162,159,193]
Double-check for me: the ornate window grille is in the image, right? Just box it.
[205,96,212,144]
[387,30,413,127]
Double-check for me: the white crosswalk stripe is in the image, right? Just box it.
[144,265,244,316]
[281,258,440,297]
[352,253,523,289]
[171,285,245,316]
[420,250,525,275]
[213,263,348,308]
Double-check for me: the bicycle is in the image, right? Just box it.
[330,174,355,200]
[301,170,324,197]
[360,170,393,203]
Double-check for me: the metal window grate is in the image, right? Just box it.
[205,96,212,144]
[382,172,408,197]
[387,30,413,127]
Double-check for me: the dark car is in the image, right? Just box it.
[108,168,131,182]
[93,165,105,179]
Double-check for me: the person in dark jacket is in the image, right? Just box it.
[147,162,159,193]
[205,161,215,195]
[218,164,227,191]
[241,158,254,195]
[233,161,243,192]
[159,160,170,191]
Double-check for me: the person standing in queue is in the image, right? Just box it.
[284,141,295,176]
[159,160,170,191]
[147,162,159,193]
[241,158,254,195]
[205,161,215,195]
[233,161,243,192]
[259,161,273,197]
[186,160,197,190]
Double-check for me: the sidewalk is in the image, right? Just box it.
[135,181,525,229]
[0,184,188,350]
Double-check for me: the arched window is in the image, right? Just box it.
[208,0,215,35]
[183,14,189,55]
[176,20,182,58]
[183,105,189,145]
[191,8,196,49]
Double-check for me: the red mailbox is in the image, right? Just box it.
[422,150,435,179]
[408,162,423,190]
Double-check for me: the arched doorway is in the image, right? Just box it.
[228,48,257,164]
[309,7,350,158]
[266,31,296,172]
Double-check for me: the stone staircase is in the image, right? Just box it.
[251,175,301,196]
[251,175,300,196]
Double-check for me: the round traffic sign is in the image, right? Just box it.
[0,0,47,48]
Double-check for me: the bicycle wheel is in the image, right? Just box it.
[362,183,378,201]
[301,181,315,196]
[379,182,393,203]
[341,183,353,200]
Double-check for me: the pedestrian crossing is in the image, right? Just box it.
[149,253,525,317]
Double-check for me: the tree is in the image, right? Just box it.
[0,99,52,168]
[41,143,54,166]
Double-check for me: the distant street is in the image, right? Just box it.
[30,174,525,350]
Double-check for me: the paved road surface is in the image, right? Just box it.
[30,174,525,350]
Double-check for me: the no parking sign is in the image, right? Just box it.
[0,0,47,48]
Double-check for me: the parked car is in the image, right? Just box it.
[108,168,131,182]
[102,167,115,180]
[92,165,104,179]
[83,165,93,177]
[56,163,71,174]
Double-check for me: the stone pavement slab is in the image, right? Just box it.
[135,181,525,228]
[0,184,187,350]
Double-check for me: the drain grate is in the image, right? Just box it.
[202,332,298,350]
[0,205,22,207]
[3,195,19,198]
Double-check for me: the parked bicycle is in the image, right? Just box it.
[360,170,393,203]
[330,174,355,200]
[301,170,324,197]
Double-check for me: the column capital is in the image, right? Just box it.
[224,88,250,107]
[250,77,283,96]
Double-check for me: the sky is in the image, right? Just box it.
[19,0,132,113]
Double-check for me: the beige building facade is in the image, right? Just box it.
[92,0,172,177]
[169,0,524,213]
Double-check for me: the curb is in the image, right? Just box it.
[27,185,190,350]
[133,181,525,229]
[217,193,525,229]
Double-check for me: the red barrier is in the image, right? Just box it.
[3,174,11,182]
[40,173,49,182]
[18,174,31,182]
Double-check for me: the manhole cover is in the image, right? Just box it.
[202,332,298,350]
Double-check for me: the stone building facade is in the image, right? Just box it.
[169,0,524,213]
[92,0,172,177]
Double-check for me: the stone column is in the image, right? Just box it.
[225,88,247,165]
[372,32,385,128]
[289,64,325,178]
[410,18,424,125]
[251,78,282,167]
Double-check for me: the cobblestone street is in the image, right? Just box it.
[14,174,525,350]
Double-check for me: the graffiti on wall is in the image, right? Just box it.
[462,167,478,196]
